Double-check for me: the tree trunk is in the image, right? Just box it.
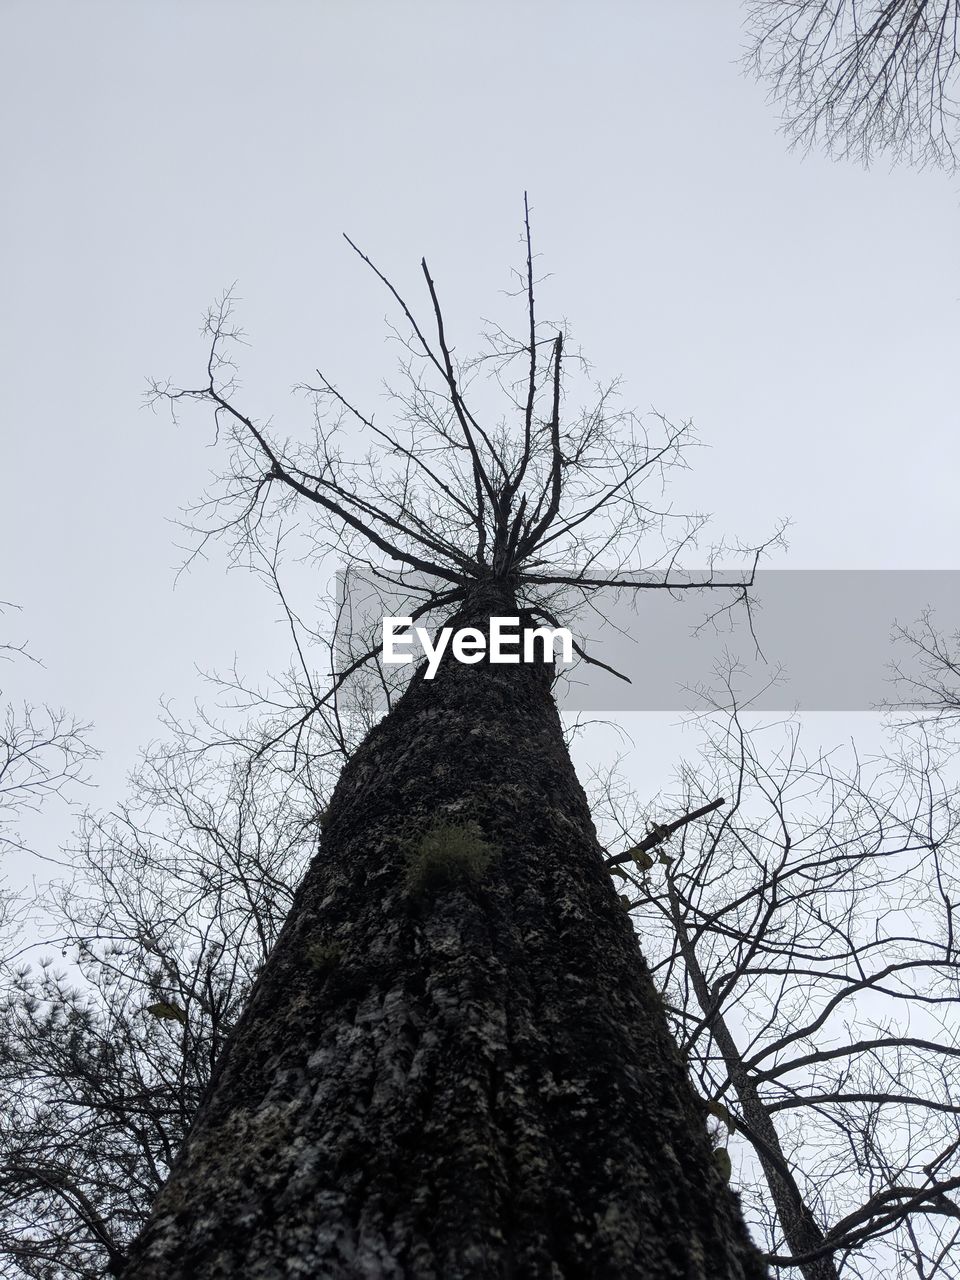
[121,582,768,1279]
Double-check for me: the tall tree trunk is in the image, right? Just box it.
[121,583,768,1279]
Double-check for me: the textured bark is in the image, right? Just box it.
[122,583,768,1279]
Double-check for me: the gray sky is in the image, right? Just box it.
[3,1,959,876]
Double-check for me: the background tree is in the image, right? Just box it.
[1,605,95,867]
[744,1,960,169]
[111,211,778,1277]
[0,704,319,1279]
[886,609,960,737]
[0,604,96,959]
[595,688,960,1280]
[0,605,99,1276]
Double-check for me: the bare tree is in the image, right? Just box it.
[886,608,960,737]
[0,731,298,1277]
[108,206,781,1277]
[595,689,960,1280]
[0,604,97,960]
[0,605,96,867]
[744,1,960,169]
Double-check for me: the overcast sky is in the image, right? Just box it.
[3,2,959,882]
